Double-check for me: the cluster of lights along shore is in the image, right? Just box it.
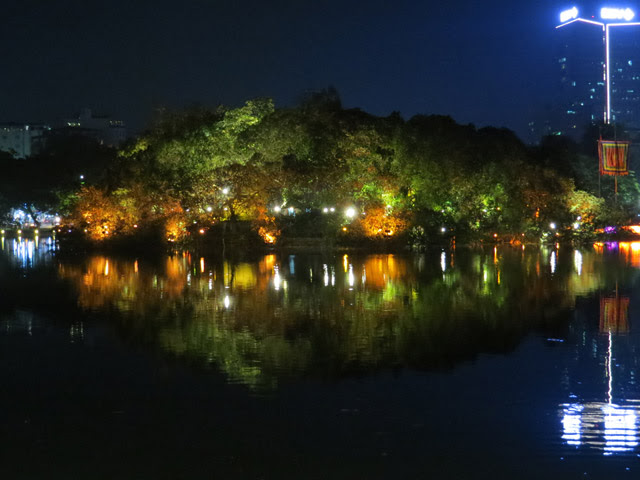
[557,6,640,126]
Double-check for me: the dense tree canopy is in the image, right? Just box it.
[2,92,639,246]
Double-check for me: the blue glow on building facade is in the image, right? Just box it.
[554,5,640,137]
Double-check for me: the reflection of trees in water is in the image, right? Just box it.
[55,247,613,389]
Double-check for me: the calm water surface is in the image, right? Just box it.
[1,236,640,479]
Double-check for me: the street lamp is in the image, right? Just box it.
[557,6,640,124]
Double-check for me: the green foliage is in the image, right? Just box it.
[8,91,638,245]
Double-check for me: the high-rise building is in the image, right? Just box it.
[553,6,640,139]
[609,27,640,127]
[554,19,605,137]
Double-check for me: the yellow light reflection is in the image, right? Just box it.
[234,264,258,289]
[343,254,349,273]
[259,255,276,275]
[619,242,640,267]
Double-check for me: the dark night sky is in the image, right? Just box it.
[2,0,592,139]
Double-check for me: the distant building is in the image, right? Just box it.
[59,108,128,147]
[553,7,640,139]
[0,123,51,159]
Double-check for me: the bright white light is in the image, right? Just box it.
[206,206,212,212]
[574,250,583,275]
[573,222,580,230]
[345,207,356,219]
[288,207,294,214]
[551,251,557,274]
[441,251,446,273]
[274,206,281,213]
[603,405,638,452]
[601,7,635,21]
[562,404,584,446]
[550,222,557,230]
[560,6,579,23]
[222,187,229,195]
[273,266,282,290]
[329,207,335,212]
[223,295,231,309]
[441,227,446,233]
[323,207,329,213]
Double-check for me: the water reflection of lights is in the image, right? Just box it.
[561,402,640,453]
[574,250,583,276]
[10,238,37,268]
[70,321,84,343]
[560,314,639,454]
[440,251,446,273]
[273,266,282,290]
[618,242,640,267]
[223,295,231,309]
[550,251,557,274]
[561,403,583,445]
[348,264,355,289]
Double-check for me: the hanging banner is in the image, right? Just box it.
[599,140,630,176]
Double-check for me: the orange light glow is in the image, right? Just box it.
[258,226,278,244]
[360,207,407,238]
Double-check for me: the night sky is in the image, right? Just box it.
[2,0,590,139]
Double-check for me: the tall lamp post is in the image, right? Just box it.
[556,6,640,124]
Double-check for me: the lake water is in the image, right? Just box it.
[1,236,640,479]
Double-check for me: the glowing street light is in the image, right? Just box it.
[345,207,357,219]
[560,6,579,23]
[557,6,640,124]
